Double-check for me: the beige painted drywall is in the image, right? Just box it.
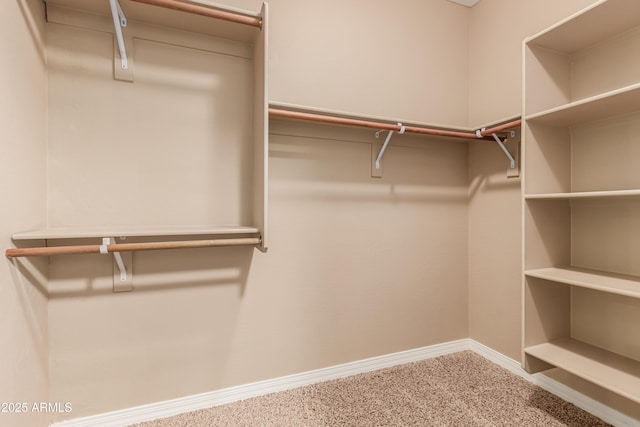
[44,3,470,420]
[466,0,598,359]
[48,120,469,420]
[467,0,598,126]
[206,0,471,127]
[467,136,521,360]
[7,0,640,424]
[0,1,49,426]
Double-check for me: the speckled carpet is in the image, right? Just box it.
[132,351,609,426]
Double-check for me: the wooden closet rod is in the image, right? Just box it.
[130,0,262,28]
[269,108,521,140]
[5,237,261,258]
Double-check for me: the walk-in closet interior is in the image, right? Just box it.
[2,0,640,425]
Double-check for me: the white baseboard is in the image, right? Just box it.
[51,339,469,427]
[51,339,638,427]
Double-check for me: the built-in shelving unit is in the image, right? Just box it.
[9,0,269,257]
[522,0,640,403]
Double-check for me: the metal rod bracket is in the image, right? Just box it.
[375,123,404,170]
[492,133,516,169]
[109,0,128,70]
[101,237,133,292]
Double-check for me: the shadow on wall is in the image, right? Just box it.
[16,0,46,67]
[9,244,256,300]
[467,136,521,202]
[269,123,470,206]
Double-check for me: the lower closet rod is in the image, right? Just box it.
[5,237,261,258]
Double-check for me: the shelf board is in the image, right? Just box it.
[527,0,640,53]
[525,338,640,404]
[12,225,260,241]
[525,267,640,298]
[45,0,261,42]
[525,83,640,127]
[525,189,640,200]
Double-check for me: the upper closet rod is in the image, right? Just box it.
[269,108,520,140]
[5,237,261,258]
[130,0,262,28]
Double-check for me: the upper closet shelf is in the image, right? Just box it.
[525,83,640,127]
[45,0,262,41]
[12,225,260,241]
[526,0,640,52]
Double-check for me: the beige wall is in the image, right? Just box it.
[48,121,469,420]
[466,0,598,359]
[45,2,470,421]
[467,0,598,126]
[0,1,49,426]
[227,0,471,126]
[7,0,640,424]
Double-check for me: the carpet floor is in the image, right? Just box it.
[132,351,610,426]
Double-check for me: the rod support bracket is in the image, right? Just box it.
[492,133,518,174]
[375,123,404,171]
[101,237,133,292]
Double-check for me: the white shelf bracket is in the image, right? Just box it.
[109,0,128,70]
[100,237,133,292]
[492,133,516,169]
[375,123,405,170]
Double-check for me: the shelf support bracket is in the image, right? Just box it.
[375,123,405,170]
[110,0,128,70]
[109,0,134,82]
[491,132,516,170]
[100,237,133,292]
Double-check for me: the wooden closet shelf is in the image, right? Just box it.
[526,338,640,404]
[525,267,640,298]
[525,189,640,200]
[527,0,640,53]
[11,225,260,241]
[45,0,263,41]
[525,83,640,127]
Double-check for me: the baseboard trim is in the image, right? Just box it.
[51,339,469,427]
[52,339,638,427]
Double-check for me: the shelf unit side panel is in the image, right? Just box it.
[572,287,640,362]
[570,25,640,102]
[524,45,571,116]
[571,112,640,192]
[46,18,255,229]
[252,3,268,250]
[524,123,571,194]
[571,199,640,277]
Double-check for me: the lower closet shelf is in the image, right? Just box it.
[525,338,640,404]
